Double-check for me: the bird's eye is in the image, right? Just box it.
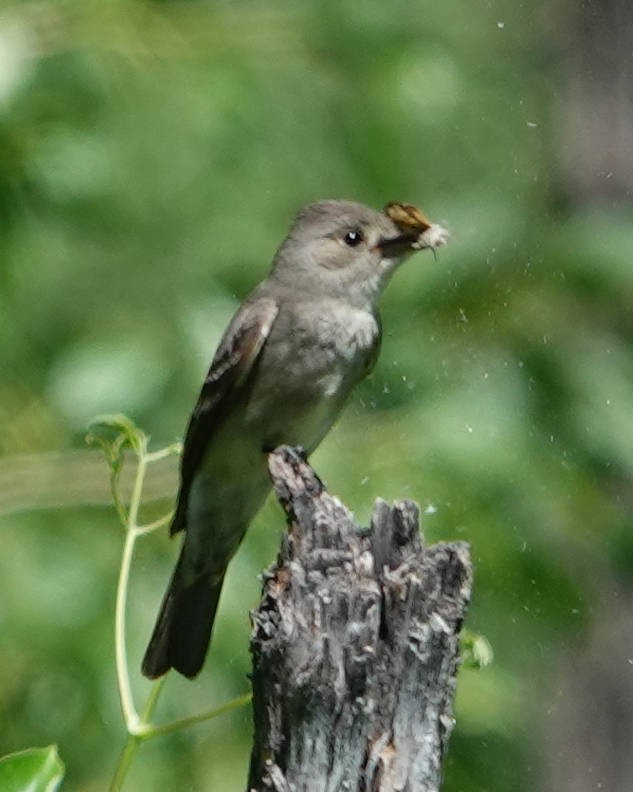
[343,229,364,247]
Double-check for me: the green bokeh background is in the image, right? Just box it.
[1,1,631,790]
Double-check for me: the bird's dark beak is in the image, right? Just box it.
[377,232,420,257]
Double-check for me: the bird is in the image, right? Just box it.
[141,199,448,679]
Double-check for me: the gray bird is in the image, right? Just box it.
[141,199,448,679]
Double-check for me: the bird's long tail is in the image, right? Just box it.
[141,547,225,679]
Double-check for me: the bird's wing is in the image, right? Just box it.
[171,296,279,534]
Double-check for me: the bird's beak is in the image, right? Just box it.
[377,231,421,257]
[377,202,449,257]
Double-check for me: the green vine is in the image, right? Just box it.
[87,415,252,792]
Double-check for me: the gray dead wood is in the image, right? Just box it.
[247,446,472,792]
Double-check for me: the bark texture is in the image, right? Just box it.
[248,446,472,792]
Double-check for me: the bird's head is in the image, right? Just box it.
[270,199,448,308]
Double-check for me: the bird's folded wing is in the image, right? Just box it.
[171,297,279,534]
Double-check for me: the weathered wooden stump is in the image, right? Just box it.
[248,446,472,792]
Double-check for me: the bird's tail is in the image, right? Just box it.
[141,547,225,679]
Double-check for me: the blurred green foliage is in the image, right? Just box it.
[1,1,631,790]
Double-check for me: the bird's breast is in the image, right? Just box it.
[244,300,380,451]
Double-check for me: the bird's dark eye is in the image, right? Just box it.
[344,229,364,247]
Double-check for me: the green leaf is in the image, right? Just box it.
[0,746,65,791]
[460,629,494,670]
[86,413,147,474]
